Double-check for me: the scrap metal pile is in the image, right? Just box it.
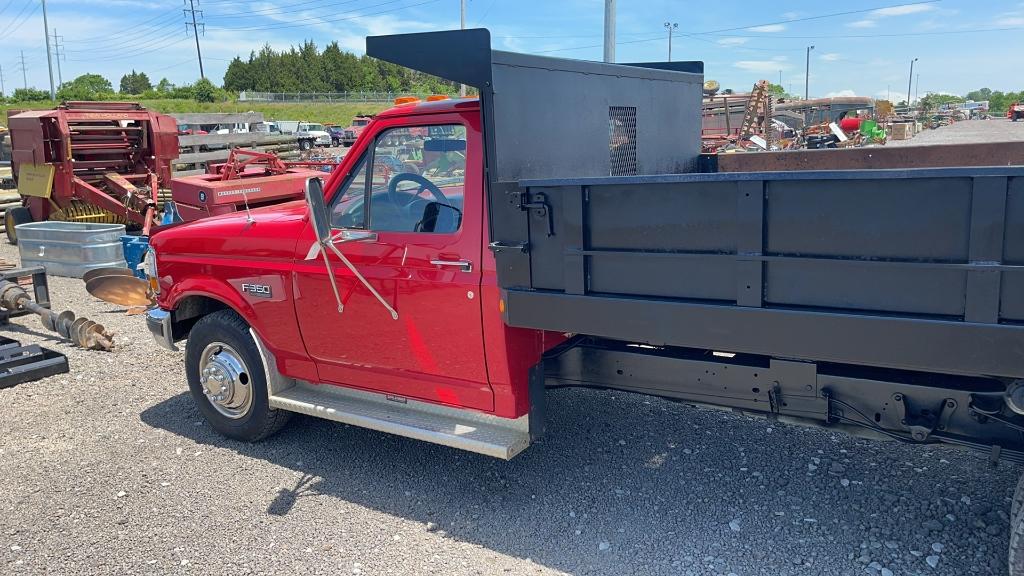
[702,81,890,153]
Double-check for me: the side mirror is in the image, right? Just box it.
[303,176,398,321]
[304,177,331,243]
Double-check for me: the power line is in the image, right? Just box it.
[0,0,39,38]
[184,0,206,79]
[62,10,181,43]
[0,0,15,17]
[63,26,186,56]
[474,0,497,26]
[65,34,190,63]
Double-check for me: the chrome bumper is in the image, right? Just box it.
[146,308,178,352]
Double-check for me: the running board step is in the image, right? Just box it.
[268,382,530,460]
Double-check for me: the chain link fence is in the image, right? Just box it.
[238,91,451,103]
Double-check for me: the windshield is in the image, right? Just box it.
[353,119,370,126]
[303,124,324,131]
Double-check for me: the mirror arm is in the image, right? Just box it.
[320,246,346,314]
[324,240,399,320]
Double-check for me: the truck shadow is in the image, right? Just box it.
[141,387,1015,576]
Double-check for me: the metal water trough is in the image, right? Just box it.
[16,222,127,278]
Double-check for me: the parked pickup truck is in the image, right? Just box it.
[145,29,1024,572]
[295,122,331,150]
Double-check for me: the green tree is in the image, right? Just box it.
[11,87,50,102]
[119,70,152,94]
[192,78,217,102]
[155,78,174,93]
[57,73,114,100]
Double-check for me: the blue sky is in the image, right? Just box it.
[3,0,1024,100]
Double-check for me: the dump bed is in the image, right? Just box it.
[368,29,1024,381]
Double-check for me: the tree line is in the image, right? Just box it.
[222,41,459,94]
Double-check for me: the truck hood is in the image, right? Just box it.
[151,200,308,259]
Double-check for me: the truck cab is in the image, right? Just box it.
[147,94,555,457]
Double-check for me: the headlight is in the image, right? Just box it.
[144,246,159,295]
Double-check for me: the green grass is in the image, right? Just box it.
[2,99,390,126]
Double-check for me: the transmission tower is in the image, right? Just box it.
[184,0,205,79]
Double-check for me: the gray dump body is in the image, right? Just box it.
[368,29,1024,382]
[505,168,1024,380]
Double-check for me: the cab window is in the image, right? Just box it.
[329,154,368,229]
[328,124,467,233]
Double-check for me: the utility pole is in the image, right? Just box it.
[907,57,917,107]
[804,45,814,100]
[18,51,28,90]
[915,73,920,104]
[42,0,55,99]
[603,0,615,63]
[778,70,782,88]
[0,64,5,98]
[184,0,205,79]
[459,0,466,96]
[663,22,678,61]
[52,29,64,87]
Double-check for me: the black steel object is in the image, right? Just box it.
[499,168,1024,380]
[0,279,114,351]
[0,266,49,324]
[544,338,1024,462]
[0,335,69,389]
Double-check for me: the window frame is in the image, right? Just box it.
[366,122,468,236]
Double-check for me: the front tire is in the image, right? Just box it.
[298,139,313,151]
[4,206,32,245]
[185,310,290,441]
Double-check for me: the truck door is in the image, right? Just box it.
[293,114,493,412]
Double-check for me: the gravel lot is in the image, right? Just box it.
[0,240,1020,576]
[886,117,1024,147]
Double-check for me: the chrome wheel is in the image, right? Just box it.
[198,342,252,419]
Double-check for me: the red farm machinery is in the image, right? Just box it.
[5,102,179,243]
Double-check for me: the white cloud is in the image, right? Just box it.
[734,59,791,72]
[782,11,801,19]
[748,24,785,33]
[1002,16,1024,26]
[826,89,858,97]
[845,3,936,30]
[717,37,749,46]
[871,4,935,17]
[819,53,841,62]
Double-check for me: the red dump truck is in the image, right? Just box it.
[144,30,1024,573]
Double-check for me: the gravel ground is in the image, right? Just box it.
[886,117,1024,147]
[0,240,1020,576]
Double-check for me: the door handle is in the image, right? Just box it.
[430,259,473,272]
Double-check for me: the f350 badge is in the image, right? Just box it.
[240,283,272,298]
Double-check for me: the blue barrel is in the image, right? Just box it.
[120,235,149,279]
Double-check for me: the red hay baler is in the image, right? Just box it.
[5,101,179,242]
